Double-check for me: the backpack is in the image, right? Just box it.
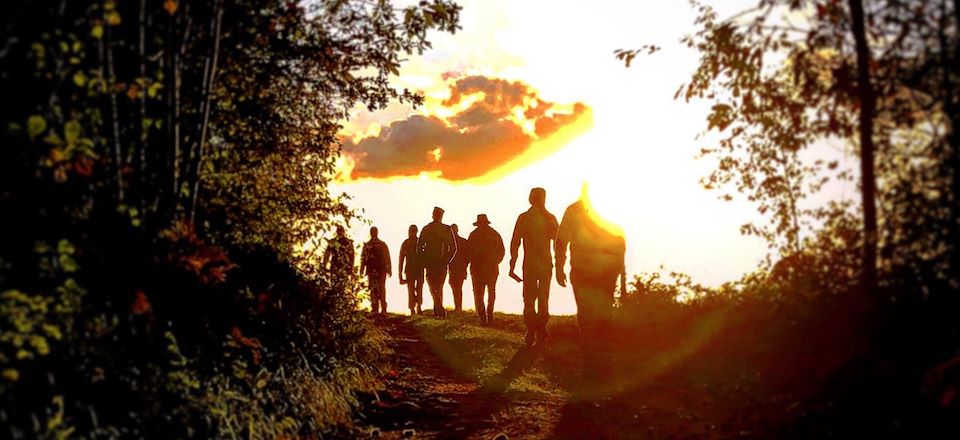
[419,223,449,266]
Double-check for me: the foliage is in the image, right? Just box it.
[674,0,960,300]
[0,0,460,437]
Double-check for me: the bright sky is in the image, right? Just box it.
[326,0,854,315]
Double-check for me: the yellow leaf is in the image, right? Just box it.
[2,369,19,382]
[27,115,47,140]
[91,25,104,39]
[72,71,87,87]
[105,10,121,26]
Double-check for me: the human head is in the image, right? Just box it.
[432,206,445,222]
[529,187,546,209]
[336,225,346,237]
[451,224,459,235]
[369,226,379,239]
[473,214,491,227]
[408,224,418,239]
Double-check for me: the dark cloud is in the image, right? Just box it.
[340,75,590,181]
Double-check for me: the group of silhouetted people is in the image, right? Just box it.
[322,186,626,374]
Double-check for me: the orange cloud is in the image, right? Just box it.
[338,75,591,182]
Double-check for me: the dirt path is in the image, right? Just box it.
[348,314,742,440]
[353,314,563,439]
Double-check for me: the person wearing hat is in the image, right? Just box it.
[510,187,559,346]
[418,206,457,318]
[447,224,470,312]
[467,214,505,326]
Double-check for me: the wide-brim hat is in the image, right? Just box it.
[473,214,491,226]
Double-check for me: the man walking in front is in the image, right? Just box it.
[510,187,559,346]
[419,207,457,318]
[468,214,505,326]
[360,226,392,315]
[448,224,469,312]
[555,184,627,379]
[399,224,424,316]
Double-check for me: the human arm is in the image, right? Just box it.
[618,237,627,295]
[494,230,505,264]
[447,227,458,265]
[384,243,392,277]
[555,208,572,287]
[398,242,407,282]
[509,216,521,279]
[359,244,367,276]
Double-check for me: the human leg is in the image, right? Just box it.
[368,274,381,314]
[450,275,465,312]
[536,272,552,343]
[471,275,486,325]
[426,268,446,318]
[486,277,497,325]
[406,277,416,315]
[521,277,538,345]
[571,270,618,376]
[414,273,424,314]
[376,272,388,314]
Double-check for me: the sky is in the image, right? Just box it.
[325,0,857,315]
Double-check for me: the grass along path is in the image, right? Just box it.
[346,310,776,439]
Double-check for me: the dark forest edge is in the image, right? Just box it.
[0,0,460,437]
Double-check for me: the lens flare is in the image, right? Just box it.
[580,181,626,237]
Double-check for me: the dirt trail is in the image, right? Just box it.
[349,314,742,440]
[353,314,562,439]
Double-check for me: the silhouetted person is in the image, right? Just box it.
[323,226,355,280]
[468,214,505,326]
[361,226,392,315]
[419,206,457,318]
[556,184,627,377]
[448,224,469,312]
[399,224,424,315]
[510,187,559,346]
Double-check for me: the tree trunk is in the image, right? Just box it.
[137,0,148,217]
[188,0,224,224]
[848,0,879,295]
[106,23,125,204]
[949,0,960,289]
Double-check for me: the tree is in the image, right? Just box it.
[0,0,461,436]
[655,0,960,300]
[847,0,878,293]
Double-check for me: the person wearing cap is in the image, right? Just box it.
[510,187,559,346]
[360,226,392,315]
[448,224,470,312]
[418,206,457,318]
[399,224,424,315]
[467,214,505,326]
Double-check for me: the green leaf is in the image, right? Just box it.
[64,120,81,145]
[27,115,47,140]
[57,239,75,255]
